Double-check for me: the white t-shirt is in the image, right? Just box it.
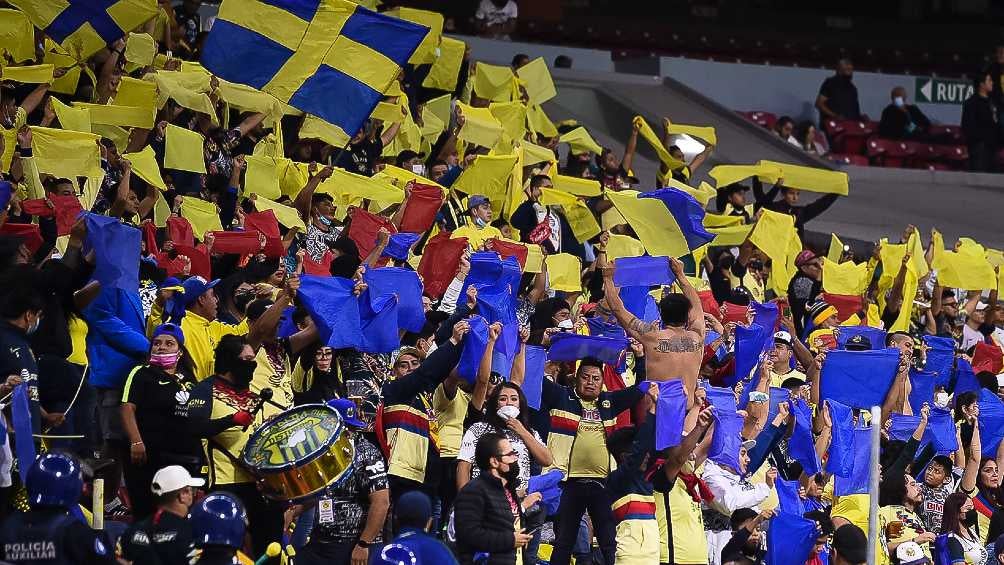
[961,323,983,352]
[458,421,543,493]
[475,0,518,27]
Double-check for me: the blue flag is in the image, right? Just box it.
[653,380,687,450]
[620,286,659,323]
[364,267,426,332]
[978,389,1004,458]
[923,335,956,388]
[790,399,821,475]
[639,188,714,250]
[767,513,819,565]
[298,275,363,349]
[908,369,936,414]
[276,305,298,339]
[888,410,959,456]
[84,213,141,291]
[547,332,628,366]
[383,232,421,261]
[0,180,11,213]
[12,383,36,484]
[776,478,806,516]
[522,346,547,410]
[953,358,980,395]
[359,290,399,353]
[732,323,770,389]
[458,316,490,383]
[705,385,743,472]
[834,427,872,496]
[819,348,900,409]
[751,301,779,334]
[825,400,855,477]
[586,317,626,338]
[528,470,564,515]
[613,256,675,287]
[837,326,887,350]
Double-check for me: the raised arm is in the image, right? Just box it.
[293,164,333,223]
[960,405,981,493]
[470,322,501,413]
[621,121,640,174]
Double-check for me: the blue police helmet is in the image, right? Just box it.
[26,452,83,508]
[190,492,247,548]
[376,544,418,565]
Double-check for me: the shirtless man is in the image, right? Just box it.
[600,251,705,408]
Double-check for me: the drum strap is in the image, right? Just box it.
[418,393,440,449]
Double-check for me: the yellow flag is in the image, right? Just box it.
[489,102,527,141]
[515,57,557,105]
[524,243,545,273]
[931,230,996,290]
[452,154,517,203]
[122,146,167,191]
[1,64,53,84]
[632,116,686,170]
[879,231,929,280]
[552,174,601,197]
[149,72,218,122]
[49,65,81,96]
[319,168,404,205]
[153,189,170,227]
[114,77,158,109]
[708,163,783,188]
[757,160,850,196]
[520,140,555,166]
[986,249,1004,292]
[386,7,442,65]
[473,62,516,102]
[216,79,285,115]
[373,164,445,192]
[73,102,155,129]
[559,127,603,155]
[91,124,129,153]
[300,114,350,148]
[704,213,744,228]
[537,188,599,243]
[708,225,753,247]
[547,254,582,292]
[422,36,465,92]
[0,9,35,63]
[50,97,91,133]
[666,123,717,146]
[663,178,715,208]
[456,102,504,150]
[164,124,206,173]
[124,32,156,68]
[749,209,799,296]
[828,233,844,263]
[29,126,102,179]
[822,258,869,295]
[180,196,222,237]
[254,196,305,231]
[606,189,692,258]
[424,93,452,130]
[244,155,281,199]
[370,101,403,123]
[606,234,646,260]
[526,104,558,138]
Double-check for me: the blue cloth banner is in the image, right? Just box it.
[458,316,490,383]
[359,290,399,353]
[819,348,900,409]
[639,188,715,251]
[654,380,687,450]
[528,470,564,515]
[888,410,958,456]
[364,267,426,332]
[276,305,297,339]
[908,369,936,414]
[776,478,806,516]
[953,358,980,395]
[767,387,791,425]
[834,427,872,496]
[613,256,675,288]
[12,383,35,484]
[923,335,956,388]
[383,232,421,260]
[978,389,1004,458]
[586,317,626,338]
[767,513,819,565]
[84,212,141,291]
[522,345,547,410]
[732,323,770,389]
[620,286,659,323]
[837,325,887,350]
[790,399,821,475]
[547,332,628,366]
[751,301,779,334]
[705,385,743,472]
[298,275,363,349]
[825,400,855,477]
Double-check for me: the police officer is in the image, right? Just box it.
[0,452,115,564]
[190,492,246,565]
[117,465,204,564]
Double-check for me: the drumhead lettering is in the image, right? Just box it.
[243,406,341,469]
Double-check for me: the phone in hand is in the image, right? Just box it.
[522,526,541,536]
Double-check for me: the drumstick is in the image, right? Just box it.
[254,542,281,565]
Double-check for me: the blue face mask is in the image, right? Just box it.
[318,215,332,227]
[474,217,487,228]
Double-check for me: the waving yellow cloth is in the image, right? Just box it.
[452,154,517,206]
[244,155,282,199]
[456,102,504,150]
[50,97,91,133]
[114,77,157,109]
[559,127,603,156]
[1,64,53,84]
[708,163,783,188]
[822,258,869,295]
[122,146,167,191]
[632,116,686,170]
[709,225,753,247]
[0,9,35,63]
[300,115,350,148]
[386,7,442,65]
[180,196,222,238]
[422,36,465,92]
[606,189,691,258]
[73,102,155,129]
[757,160,849,196]
[516,57,557,105]
[473,62,517,102]
[29,126,102,179]
[547,254,582,292]
[253,196,305,231]
[164,125,206,173]
[931,230,997,291]
[539,188,601,244]
[828,234,845,263]
[552,174,601,197]
[489,101,528,141]
[749,209,800,296]
[666,123,716,146]
[606,234,646,261]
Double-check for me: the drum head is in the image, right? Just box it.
[241,404,343,471]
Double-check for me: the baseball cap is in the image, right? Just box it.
[774,330,793,347]
[833,524,867,565]
[896,541,930,565]
[151,465,205,495]
[740,439,756,451]
[795,250,818,267]
[467,194,490,211]
[181,276,220,305]
[976,301,989,311]
[997,373,1004,388]
[326,398,366,428]
[845,334,872,351]
[396,490,432,528]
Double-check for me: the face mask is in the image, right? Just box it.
[411,164,426,176]
[234,291,255,314]
[497,405,520,420]
[318,215,332,227]
[963,509,978,527]
[893,96,905,107]
[474,217,487,228]
[557,319,574,330]
[934,391,950,409]
[149,351,181,369]
[230,359,257,388]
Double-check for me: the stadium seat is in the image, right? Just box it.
[928,124,964,144]
[905,142,938,169]
[737,111,777,129]
[936,144,969,169]
[828,153,869,166]
[825,119,874,155]
[866,138,914,168]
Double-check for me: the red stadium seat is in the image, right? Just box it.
[866,138,914,168]
[935,144,969,169]
[828,153,869,166]
[928,124,964,144]
[905,142,938,169]
[737,110,777,129]
[825,119,874,155]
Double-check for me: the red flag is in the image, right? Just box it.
[154,252,188,277]
[418,232,468,299]
[50,195,82,236]
[486,238,528,270]
[20,199,53,217]
[303,251,334,276]
[972,342,1004,375]
[347,208,396,261]
[399,183,443,234]
[721,302,749,325]
[699,290,721,321]
[0,223,43,254]
[167,216,195,247]
[141,221,159,255]
[243,210,284,257]
[602,364,633,431]
[173,244,211,279]
[210,231,261,254]
[821,292,863,323]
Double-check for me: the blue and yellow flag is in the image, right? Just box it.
[10,0,157,59]
[201,0,428,143]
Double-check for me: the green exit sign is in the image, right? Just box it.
[915,77,974,105]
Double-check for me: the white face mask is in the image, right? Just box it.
[934,391,950,409]
[557,319,574,330]
[893,96,905,107]
[412,164,426,176]
[497,405,520,420]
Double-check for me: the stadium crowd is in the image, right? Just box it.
[2,2,1004,565]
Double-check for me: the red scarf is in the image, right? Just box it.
[678,471,715,503]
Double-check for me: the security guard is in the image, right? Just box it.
[190,492,246,565]
[117,465,204,564]
[0,452,115,564]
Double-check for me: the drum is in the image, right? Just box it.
[241,403,354,502]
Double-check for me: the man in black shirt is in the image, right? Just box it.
[330,119,402,176]
[816,59,862,127]
[118,465,203,565]
[879,87,932,140]
[961,71,1000,172]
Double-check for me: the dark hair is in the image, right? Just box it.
[929,455,954,478]
[941,288,956,300]
[0,266,44,320]
[978,457,1003,506]
[606,425,637,464]
[879,472,908,507]
[554,55,572,68]
[484,382,531,431]
[311,192,333,207]
[474,432,508,473]
[730,508,758,531]
[977,371,998,392]
[530,174,552,189]
[245,298,273,323]
[659,293,690,327]
[214,334,250,376]
[776,116,794,129]
[974,71,991,90]
[511,53,530,67]
[955,391,978,422]
[794,120,815,146]
[577,357,604,375]
[940,492,969,534]
[885,331,913,347]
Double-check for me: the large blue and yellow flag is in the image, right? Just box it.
[9,0,157,59]
[201,0,428,142]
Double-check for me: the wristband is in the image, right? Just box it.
[356,539,371,548]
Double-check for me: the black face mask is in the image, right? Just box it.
[233,291,255,314]
[230,359,257,388]
[502,461,520,487]
[963,508,978,527]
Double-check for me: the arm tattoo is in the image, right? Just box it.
[628,317,657,335]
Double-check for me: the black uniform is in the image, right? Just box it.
[0,507,115,565]
[0,321,40,435]
[117,509,195,565]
